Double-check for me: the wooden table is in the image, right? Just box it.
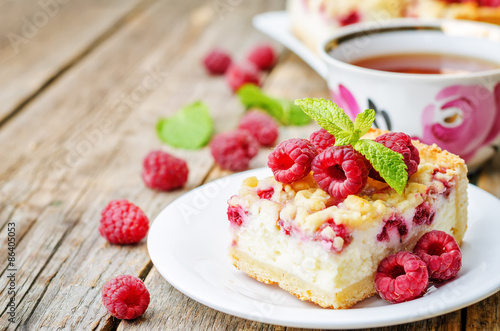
[1,0,499,330]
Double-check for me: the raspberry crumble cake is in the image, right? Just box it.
[288,0,500,52]
[227,99,468,309]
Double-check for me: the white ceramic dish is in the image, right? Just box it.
[148,168,500,329]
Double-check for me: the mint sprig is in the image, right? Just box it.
[237,84,311,126]
[295,98,408,195]
[156,101,213,149]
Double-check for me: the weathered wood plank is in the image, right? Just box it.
[0,0,285,330]
[0,0,154,125]
[466,152,500,331]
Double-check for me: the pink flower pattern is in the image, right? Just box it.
[419,84,500,161]
[330,84,361,121]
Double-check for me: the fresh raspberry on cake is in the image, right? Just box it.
[267,138,318,184]
[99,200,149,244]
[414,230,462,281]
[211,130,259,171]
[312,145,369,200]
[247,44,277,70]
[142,150,188,191]
[238,110,279,147]
[309,128,336,153]
[203,49,232,75]
[369,132,420,182]
[225,63,261,92]
[101,275,150,320]
[375,251,429,303]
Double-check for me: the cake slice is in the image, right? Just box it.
[287,0,407,52]
[288,0,500,52]
[227,129,468,309]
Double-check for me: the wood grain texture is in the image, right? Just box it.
[0,0,498,329]
[0,0,153,125]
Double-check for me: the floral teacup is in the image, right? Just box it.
[320,19,500,170]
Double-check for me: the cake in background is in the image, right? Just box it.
[288,0,500,51]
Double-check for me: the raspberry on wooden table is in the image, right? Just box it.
[225,62,261,92]
[101,275,150,320]
[99,200,149,244]
[210,130,259,171]
[142,150,188,191]
[267,138,318,184]
[375,251,429,304]
[413,230,462,281]
[309,128,336,153]
[238,110,279,147]
[203,49,232,75]
[247,44,277,70]
[311,145,369,200]
[370,132,420,182]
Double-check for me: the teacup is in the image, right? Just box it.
[319,19,500,170]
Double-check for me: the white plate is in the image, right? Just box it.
[148,168,500,329]
[252,11,328,79]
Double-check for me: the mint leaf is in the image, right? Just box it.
[354,109,375,137]
[156,101,213,149]
[353,139,408,195]
[334,131,354,146]
[295,98,355,137]
[237,85,310,126]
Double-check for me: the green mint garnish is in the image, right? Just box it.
[295,98,408,195]
[156,101,213,149]
[237,84,311,126]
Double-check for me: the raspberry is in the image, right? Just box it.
[257,187,274,200]
[267,138,318,184]
[413,230,462,281]
[413,202,435,225]
[238,110,279,147]
[203,49,232,75]
[479,0,500,7]
[377,216,408,242]
[142,151,188,191]
[370,132,420,182]
[99,200,149,244]
[210,130,259,171]
[101,275,150,320]
[311,145,369,200]
[225,62,260,92]
[247,44,277,70]
[315,219,352,253]
[339,10,361,26]
[309,128,336,153]
[375,251,429,304]
[227,204,248,227]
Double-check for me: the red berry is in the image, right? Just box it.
[479,0,500,7]
[339,10,361,26]
[203,49,232,75]
[227,204,248,227]
[413,230,462,281]
[238,110,279,147]
[377,217,408,242]
[225,62,260,92]
[247,44,277,70]
[211,130,259,171]
[315,219,352,253]
[375,251,429,304]
[257,187,274,200]
[99,200,149,244]
[101,275,150,320]
[370,132,420,182]
[142,151,188,191]
[267,138,318,184]
[309,128,336,153]
[311,145,369,200]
